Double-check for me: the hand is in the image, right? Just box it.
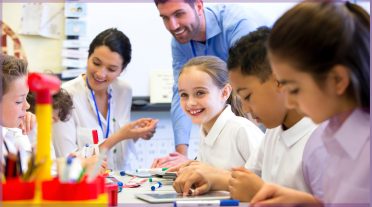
[176,144,188,156]
[250,183,322,207]
[122,118,159,140]
[19,112,36,135]
[81,155,108,175]
[228,167,264,202]
[173,162,227,196]
[151,152,190,168]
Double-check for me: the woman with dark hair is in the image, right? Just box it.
[52,28,158,170]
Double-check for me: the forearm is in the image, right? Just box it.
[99,130,128,151]
[176,144,188,156]
[210,170,231,191]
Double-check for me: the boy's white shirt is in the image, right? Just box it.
[196,105,264,170]
[245,117,317,193]
[1,125,57,176]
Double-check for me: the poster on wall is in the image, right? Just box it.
[19,3,64,39]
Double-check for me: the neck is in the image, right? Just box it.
[193,12,206,42]
[282,109,304,130]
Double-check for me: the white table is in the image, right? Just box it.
[111,172,249,206]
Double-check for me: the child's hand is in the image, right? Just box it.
[19,112,36,135]
[151,152,190,168]
[81,155,108,175]
[122,118,158,140]
[228,167,264,202]
[250,183,322,207]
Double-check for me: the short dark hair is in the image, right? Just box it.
[154,0,196,8]
[27,88,73,122]
[227,26,272,83]
[269,2,370,109]
[1,54,28,95]
[88,28,132,70]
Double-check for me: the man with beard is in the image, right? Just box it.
[152,0,263,167]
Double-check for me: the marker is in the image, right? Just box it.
[120,171,126,176]
[173,199,239,207]
[136,168,168,174]
[150,181,162,191]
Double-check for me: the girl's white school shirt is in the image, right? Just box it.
[52,75,134,170]
[245,117,317,193]
[196,105,264,170]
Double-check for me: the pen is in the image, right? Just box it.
[150,181,162,191]
[136,168,168,174]
[173,199,239,207]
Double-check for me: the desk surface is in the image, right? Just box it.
[112,172,249,206]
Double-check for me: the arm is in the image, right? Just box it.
[52,116,78,157]
[99,118,158,150]
[228,167,264,202]
[171,40,193,155]
[251,183,322,207]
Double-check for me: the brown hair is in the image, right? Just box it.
[180,56,247,118]
[27,88,73,122]
[1,54,28,96]
[269,1,370,110]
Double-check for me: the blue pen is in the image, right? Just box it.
[173,199,239,207]
[150,181,162,191]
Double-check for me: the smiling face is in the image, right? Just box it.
[178,67,229,131]
[229,68,287,129]
[1,75,30,128]
[157,1,204,43]
[86,46,123,94]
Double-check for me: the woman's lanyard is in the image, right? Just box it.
[86,77,111,139]
[190,40,208,57]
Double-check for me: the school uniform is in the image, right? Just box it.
[52,74,134,170]
[196,105,264,170]
[245,117,317,193]
[2,127,32,172]
[303,109,370,204]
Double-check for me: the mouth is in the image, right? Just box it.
[93,76,107,83]
[173,28,186,37]
[187,108,204,116]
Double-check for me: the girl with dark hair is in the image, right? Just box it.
[52,28,158,171]
[251,1,370,205]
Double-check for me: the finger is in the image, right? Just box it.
[194,183,209,196]
[151,159,160,168]
[231,166,249,172]
[250,184,277,204]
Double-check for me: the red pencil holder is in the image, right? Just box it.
[2,178,35,201]
[41,177,104,201]
[106,183,118,206]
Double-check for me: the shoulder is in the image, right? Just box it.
[227,116,263,135]
[62,75,85,95]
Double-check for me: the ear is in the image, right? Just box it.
[194,0,204,15]
[329,65,350,95]
[221,84,232,101]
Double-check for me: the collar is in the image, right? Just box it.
[323,109,370,160]
[204,6,222,40]
[280,117,316,148]
[201,105,234,146]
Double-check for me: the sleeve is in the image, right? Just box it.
[236,125,263,164]
[170,39,192,146]
[224,6,266,47]
[52,117,78,157]
[244,134,265,177]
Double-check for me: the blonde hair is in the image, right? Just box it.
[1,54,28,96]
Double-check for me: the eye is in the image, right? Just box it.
[244,93,252,101]
[174,11,184,18]
[108,68,117,72]
[196,91,205,96]
[179,92,188,98]
[93,61,100,66]
[289,88,299,95]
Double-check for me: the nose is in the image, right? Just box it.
[167,17,179,31]
[95,67,107,79]
[186,96,197,107]
[285,92,298,109]
[24,100,30,111]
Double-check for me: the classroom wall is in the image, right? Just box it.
[2,3,64,73]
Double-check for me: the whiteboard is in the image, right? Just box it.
[84,2,295,97]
